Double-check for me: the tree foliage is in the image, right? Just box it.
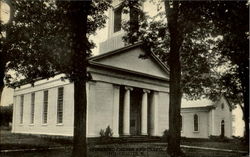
[122,0,248,156]
[204,1,249,140]
[123,1,248,104]
[1,0,110,85]
[1,1,111,157]
[122,1,219,100]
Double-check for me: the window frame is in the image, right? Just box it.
[221,103,224,109]
[113,6,123,33]
[57,87,64,124]
[30,93,35,124]
[20,95,24,124]
[180,115,183,132]
[193,114,199,132]
[42,90,49,124]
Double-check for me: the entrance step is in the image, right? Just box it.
[87,136,162,144]
[118,136,161,143]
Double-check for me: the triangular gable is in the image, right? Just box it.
[89,43,169,79]
[213,95,233,111]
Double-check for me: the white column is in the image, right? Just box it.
[12,96,17,133]
[141,89,150,135]
[86,81,97,137]
[211,109,215,135]
[112,85,120,137]
[123,86,133,135]
[86,82,89,137]
[150,91,159,136]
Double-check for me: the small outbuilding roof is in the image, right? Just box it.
[181,96,232,110]
[181,98,214,108]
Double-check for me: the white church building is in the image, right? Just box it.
[12,42,170,137]
[11,0,232,139]
[181,96,233,138]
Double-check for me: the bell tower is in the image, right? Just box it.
[99,0,129,53]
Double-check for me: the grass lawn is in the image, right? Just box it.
[0,129,248,157]
[0,129,66,150]
[181,138,248,152]
[1,149,72,157]
[1,145,247,157]
[183,148,247,157]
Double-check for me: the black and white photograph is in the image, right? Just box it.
[0,0,249,157]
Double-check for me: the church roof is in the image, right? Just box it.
[89,42,169,72]
[14,42,169,88]
[89,42,169,80]
[89,42,144,60]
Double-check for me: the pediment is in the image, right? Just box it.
[89,44,169,79]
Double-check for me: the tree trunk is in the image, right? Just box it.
[0,84,4,106]
[167,45,183,157]
[0,51,6,106]
[73,80,87,157]
[243,93,249,144]
[165,1,184,157]
[0,70,4,106]
[68,1,91,157]
[239,64,249,144]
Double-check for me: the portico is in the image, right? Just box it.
[116,85,159,136]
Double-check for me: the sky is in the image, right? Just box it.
[0,1,10,24]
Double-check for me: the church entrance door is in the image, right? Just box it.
[221,120,225,138]
[130,89,142,135]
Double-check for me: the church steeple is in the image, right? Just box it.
[99,0,128,53]
[99,0,142,54]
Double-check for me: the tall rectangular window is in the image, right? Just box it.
[30,93,35,124]
[57,87,64,124]
[114,7,122,32]
[20,95,24,124]
[221,103,224,109]
[180,115,183,131]
[43,90,49,124]
[194,114,199,131]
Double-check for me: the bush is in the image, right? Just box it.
[232,135,244,141]
[99,129,105,137]
[0,105,13,127]
[161,129,170,142]
[99,125,113,143]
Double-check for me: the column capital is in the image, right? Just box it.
[125,86,133,91]
[153,91,159,95]
[113,84,120,89]
[143,89,150,93]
